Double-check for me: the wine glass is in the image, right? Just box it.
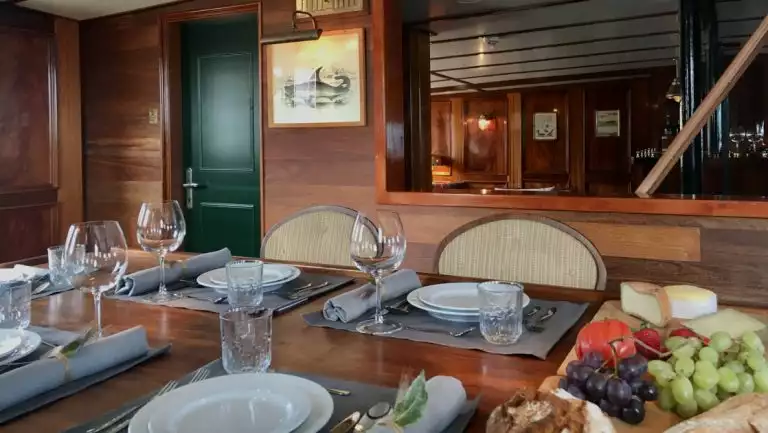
[136,200,187,302]
[350,210,407,335]
[64,221,128,337]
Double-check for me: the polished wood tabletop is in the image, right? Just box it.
[4,251,606,433]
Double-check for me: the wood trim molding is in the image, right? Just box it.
[507,92,522,188]
[159,2,266,236]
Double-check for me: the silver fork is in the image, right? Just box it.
[404,325,476,337]
[92,367,209,433]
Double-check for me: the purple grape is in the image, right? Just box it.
[566,360,582,377]
[585,372,609,399]
[618,354,648,380]
[629,378,644,395]
[565,384,586,400]
[582,351,604,369]
[606,377,632,407]
[558,377,569,389]
[598,398,620,418]
[567,364,594,387]
[638,381,658,402]
[620,396,646,425]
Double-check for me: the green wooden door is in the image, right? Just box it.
[182,14,261,256]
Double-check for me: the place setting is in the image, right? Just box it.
[110,200,354,315]
[302,211,590,359]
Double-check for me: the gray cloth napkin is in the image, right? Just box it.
[0,326,150,412]
[116,248,232,296]
[308,299,588,359]
[323,270,421,323]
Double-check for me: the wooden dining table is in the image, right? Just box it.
[4,250,608,433]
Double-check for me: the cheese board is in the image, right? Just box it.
[541,299,768,433]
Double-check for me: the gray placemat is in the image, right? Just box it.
[304,299,588,359]
[0,328,171,425]
[110,273,354,314]
[64,359,478,433]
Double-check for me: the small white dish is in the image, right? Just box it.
[416,282,530,312]
[129,373,333,433]
[0,330,42,366]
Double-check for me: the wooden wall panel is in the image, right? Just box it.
[0,206,55,263]
[463,98,507,179]
[584,82,631,195]
[521,90,569,188]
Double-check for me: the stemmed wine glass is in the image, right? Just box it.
[136,200,187,303]
[350,210,407,335]
[64,221,128,337]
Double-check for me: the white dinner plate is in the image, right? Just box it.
[129,373,333,433]
[197,265,301,294]
[407,291,479,323]
[0,330,41,366]
[416,282,530,312]
[0,269,24,283]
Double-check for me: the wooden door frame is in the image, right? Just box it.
[159,2,265,240]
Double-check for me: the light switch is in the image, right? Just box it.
[148,108,159,125]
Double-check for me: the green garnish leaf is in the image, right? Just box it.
[393,370,428,427]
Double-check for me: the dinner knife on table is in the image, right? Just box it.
[274,279,354,316]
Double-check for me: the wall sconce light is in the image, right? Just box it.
[478,113,495,131]
[261,11,323,45]
[666,58,682,103]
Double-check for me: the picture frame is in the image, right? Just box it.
[266,28,366,128]
[533,112,557,140]
[595,110,621,137]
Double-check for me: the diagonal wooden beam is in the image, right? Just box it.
[635,14,768,197]
[431,71,486,92]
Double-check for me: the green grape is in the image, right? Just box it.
[656,375,672,388]
[649,360,674,378]
[687,337,703,350]
[737,372,755,394]
[672,376,695,404]
[695,360,717,372]
[716,387,733,402]
[710,331,734,353]
[694,388,720,411]
[667,356,678,368]
[659,386,677,411]
[742,331,763,350]
[723,351,739,363]
[698,346,719,366]
[692,369,719,390]
[665,336,689,351]
[717,367,740,393]
[674,344,697,360]
[724,360,746,374]
[738,350,756,363]
[754,369,768,392]
[676,399,698,419]
[747,354,767,372]
[675,357,695,377]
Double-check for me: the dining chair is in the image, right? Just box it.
[261,205,370,267]
[434,214,606,290]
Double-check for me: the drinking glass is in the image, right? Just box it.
[136,200,187,302]
[64,221,128,337]
[220,307,272,374]
[350,211,407,335]
[0,280,31,330]
[226,260,264,307]
[478,281,524,345]
[48,245,85,289]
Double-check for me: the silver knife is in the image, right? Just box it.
[330,411,361,433]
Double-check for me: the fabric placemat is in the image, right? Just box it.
[110,273,354,314]
[304,299,588,359]
[0,328,171,424]
[64,358,478,433]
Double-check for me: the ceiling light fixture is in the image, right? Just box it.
[261,11,323,45]
[666,58,682,103]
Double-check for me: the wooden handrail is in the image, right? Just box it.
[635,14,768,197]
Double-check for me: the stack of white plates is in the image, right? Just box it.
[196,264,301,294]
[0,329,41,365]
[129,373,333,433]
[407,282,530,323]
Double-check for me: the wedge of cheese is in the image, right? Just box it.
[621,282,717,327]
[683,308,766,339]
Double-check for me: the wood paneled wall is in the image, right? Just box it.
[0,5,82,264]
[81,0,768,307]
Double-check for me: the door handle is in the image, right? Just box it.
[183,168,202,210]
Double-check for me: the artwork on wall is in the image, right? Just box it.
[595,109,621,137]
[267,28,366,128]
[533,112,557,140]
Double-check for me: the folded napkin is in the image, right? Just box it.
[0,326,150,412]
[322,270,421,323]
[116,248,232,296]
[369,376,467,433]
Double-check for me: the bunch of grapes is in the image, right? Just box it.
[649,330,768,419]
[560,352,657,425]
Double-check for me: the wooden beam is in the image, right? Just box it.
[635,14,768,197]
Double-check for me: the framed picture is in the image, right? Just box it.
[595,110,621,137]
[533,112,557,140]
[266,28,366,128]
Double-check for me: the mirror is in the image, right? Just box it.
[399,0,768,198]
